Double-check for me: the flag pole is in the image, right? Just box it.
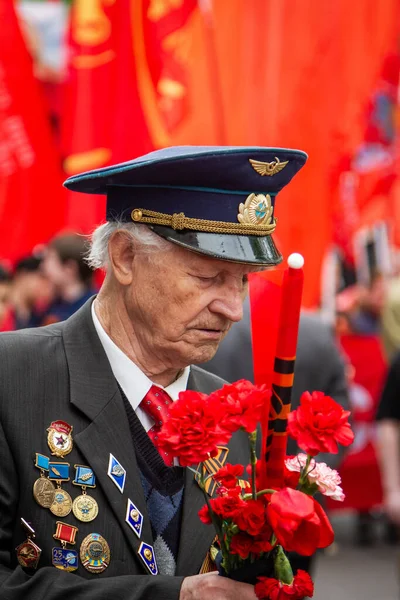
[264,253,304,490]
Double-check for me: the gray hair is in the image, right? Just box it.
[86,221,171,270]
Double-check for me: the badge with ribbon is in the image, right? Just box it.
[48,462,72,517]
[52,521,79,572]
[72,465,99,523]
[33,453,56,508]
[15,518,42,570]
[47,420,73,458]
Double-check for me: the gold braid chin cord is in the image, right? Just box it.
[131,208,277,236]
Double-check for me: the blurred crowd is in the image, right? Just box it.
[0,232,97,333]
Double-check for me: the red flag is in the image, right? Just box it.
[62,0,198,233]
[0,0,65,262]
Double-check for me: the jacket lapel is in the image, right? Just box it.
[62,299,154,574]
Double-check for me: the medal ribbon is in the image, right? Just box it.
[53,522,78,545]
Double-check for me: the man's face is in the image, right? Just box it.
[124,244,261,369]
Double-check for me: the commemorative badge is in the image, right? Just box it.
[125,499,143,539]
[15,518,41,570]
[80,533,110,574]
[138,541,158,575]
[48,462,72,517]
[72,465,98,523]
[47,420,73,458]
[107,453,126,493]
[33,453,56,508]
[52,521,78,572]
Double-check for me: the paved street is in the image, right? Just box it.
[313,513,398,600]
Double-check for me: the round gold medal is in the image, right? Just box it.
[33,477,56,508]
[50,488,72,517]
[80,533,110,574]
[72,494,99,523]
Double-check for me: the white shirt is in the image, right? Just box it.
[91,301,190,432]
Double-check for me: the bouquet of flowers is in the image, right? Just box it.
[157,380,354,600]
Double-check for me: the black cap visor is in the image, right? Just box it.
[150,225,283,267]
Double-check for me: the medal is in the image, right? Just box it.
[33,454,56,508]
[15,519,41,570]
[52,521,78,572]
[47,420,73,458]
[80,533,110,574]
[72,464,98,523]
[48,461,72,517]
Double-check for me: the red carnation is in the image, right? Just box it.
[198,504,212,525]
[255,570,314,599]
[208,379,270,433]
[283,462,301,490]
[287,391,354,456]
[157,390,232,466]
[230,532,254,559]
[210,491,245,520]
[267,487,334,556]
[214,463,244,488]
[235,499,267,536]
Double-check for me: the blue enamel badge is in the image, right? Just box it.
[138,542,158,575]
[73,465,96,488]
[48,462,70,481]
[125,499,143,539]
[107,454,126,493]
[52,547,78,572]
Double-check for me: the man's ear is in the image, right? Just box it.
[108,230,135,285]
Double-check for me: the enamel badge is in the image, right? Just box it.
[16,519,41,570]
[80,533,110,574]
[107,454,126,493]
[52,521,78,572]
[138,542,158,575]
[47,421,73,458]
[125,499,143,539]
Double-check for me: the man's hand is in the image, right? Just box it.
[180,572,257,600]
[385,488,400,525]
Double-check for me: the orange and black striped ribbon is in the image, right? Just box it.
[265,355,296,489]
[195,446,229,496]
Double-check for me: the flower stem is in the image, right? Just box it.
[243,488,276,500]
[248,430,258,500]
[299,454,312,486]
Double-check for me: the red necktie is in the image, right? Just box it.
[140,385,173,466]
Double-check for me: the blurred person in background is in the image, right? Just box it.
[11,255,53,329]
[0,265,12,331]
[204,295,349,573]
[40,232,96,325]
[376,351,400,529]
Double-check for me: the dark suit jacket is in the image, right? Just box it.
[0,299,248,599]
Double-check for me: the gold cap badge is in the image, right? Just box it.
[249,157,288,176]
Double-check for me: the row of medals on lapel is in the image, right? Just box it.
[17,420,110,574]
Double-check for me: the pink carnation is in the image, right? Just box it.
[285,454,345,502]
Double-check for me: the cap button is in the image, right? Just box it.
[131,209,143,222]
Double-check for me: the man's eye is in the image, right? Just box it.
[242,275,249,284]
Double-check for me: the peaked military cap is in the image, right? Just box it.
[64,146,307,266]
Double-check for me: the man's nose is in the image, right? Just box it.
[209,287,244,323]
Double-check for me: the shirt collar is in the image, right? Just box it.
[91,300,190,411]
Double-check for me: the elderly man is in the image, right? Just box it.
[0,146,306,600]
